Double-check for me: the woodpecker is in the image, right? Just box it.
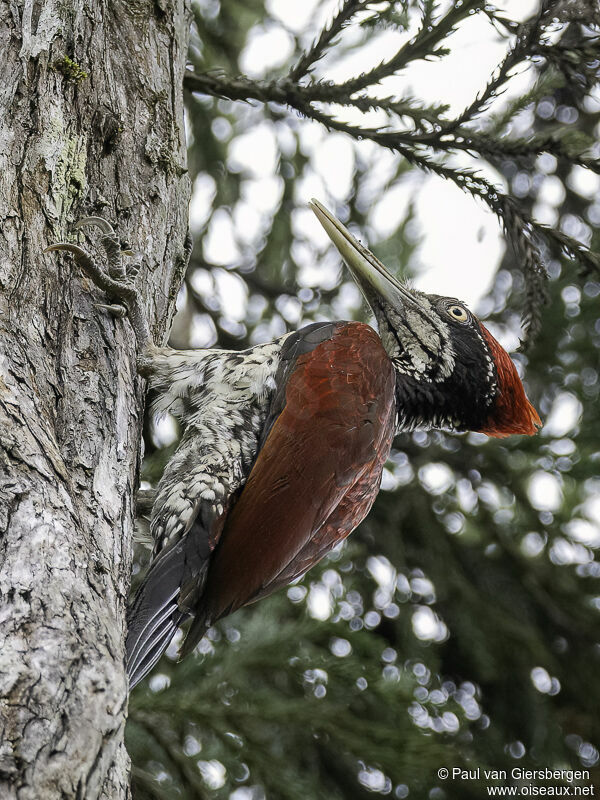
[46,200,541,688]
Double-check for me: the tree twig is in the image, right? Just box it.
[289,0,367,82]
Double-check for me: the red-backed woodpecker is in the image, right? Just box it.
[46,201,541,688]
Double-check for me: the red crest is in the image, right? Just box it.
[478,325,541,438]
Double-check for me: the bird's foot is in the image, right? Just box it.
[44,217,152,351]
[136,487,157,515]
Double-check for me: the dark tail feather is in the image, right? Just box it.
[128,605,186,688]
[126,531,213,688]
[178,614,209,661]
[126,541,191,688]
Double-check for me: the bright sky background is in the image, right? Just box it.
[191,0,543,312]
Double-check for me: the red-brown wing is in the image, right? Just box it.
[198,322,396,624]
[251,413,395,602]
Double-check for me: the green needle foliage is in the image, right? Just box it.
[130,1,600,798]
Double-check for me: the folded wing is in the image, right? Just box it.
[182,322,396,653]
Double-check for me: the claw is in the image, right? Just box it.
[95,303,128,318]
[120,239,134,257]
[43,242,87,256]
[74,217,116,235]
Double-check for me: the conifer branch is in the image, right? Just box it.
[309,0,485,96]
[184,0,600,347]
[288,0,367,82]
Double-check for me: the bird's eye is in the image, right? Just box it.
[446,304,470,323]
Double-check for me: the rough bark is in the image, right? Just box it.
[0,1,191,797]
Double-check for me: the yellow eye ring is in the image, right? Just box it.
[446,304,470,323]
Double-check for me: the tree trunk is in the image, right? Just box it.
[0,2,191,797]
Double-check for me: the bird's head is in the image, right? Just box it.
[310,200,541,438]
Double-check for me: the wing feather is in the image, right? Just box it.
[194,322,396,630]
